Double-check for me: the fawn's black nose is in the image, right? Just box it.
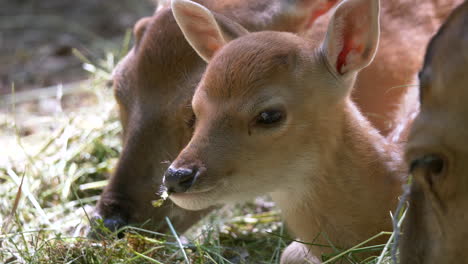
[88,214,127,239]
[163,167,198,193]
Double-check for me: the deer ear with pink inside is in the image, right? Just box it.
[321,0,380,77]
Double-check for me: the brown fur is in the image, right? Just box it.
[93,0,338,235]
[168,0,406,262]
[400,2,468,263]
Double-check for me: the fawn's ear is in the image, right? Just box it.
[321,0,380,77]
[133,17,152,49]
[172,0,247,62]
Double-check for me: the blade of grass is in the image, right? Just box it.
[270,222,284,264]
[126,246,165,263]
[6,168,51,225]
[266,231,332,248]
[390,175,412,264]
[165,216,190,264]
[79,180,109,191]
[1,172,24,238]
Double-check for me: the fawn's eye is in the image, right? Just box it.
[256,110,284,126]
[410,154,445,186]
[410,155,444,174]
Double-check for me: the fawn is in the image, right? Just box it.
[165,0,405,262]
[92,0,339,235]
[400,1,468,263]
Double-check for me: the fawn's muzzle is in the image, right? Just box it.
[163,166,198,193]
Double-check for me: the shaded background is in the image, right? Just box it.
[0,0,154,95]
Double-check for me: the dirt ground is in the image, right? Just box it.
[0,0,155,95]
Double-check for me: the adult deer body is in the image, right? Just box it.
[400,1,468,263]
[92,0,339,235]
[166,0,405,262]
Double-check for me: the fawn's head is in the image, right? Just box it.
[401,2,468,263]
[164,0,380,210]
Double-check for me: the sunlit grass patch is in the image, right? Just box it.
[0,70,288,263]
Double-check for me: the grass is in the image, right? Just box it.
[0,45,403,264]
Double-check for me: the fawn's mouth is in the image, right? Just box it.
[158,183,218,198]
[169,185,217,198]
[165,184,221,210]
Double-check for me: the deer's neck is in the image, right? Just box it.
[271,99,405,253]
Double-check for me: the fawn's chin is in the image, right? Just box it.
[169,188,219,211]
